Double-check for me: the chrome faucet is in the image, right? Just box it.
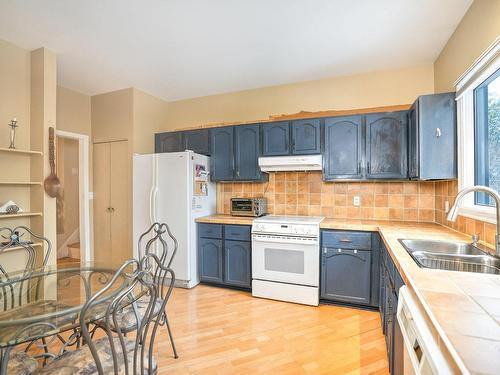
[447,185,500,257]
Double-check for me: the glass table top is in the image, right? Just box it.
[0,261,142,347]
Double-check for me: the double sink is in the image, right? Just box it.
[399,239,500,275]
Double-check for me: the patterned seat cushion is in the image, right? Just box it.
[98,296,164,332]
[7,351,38,375]
[33,336,157,375]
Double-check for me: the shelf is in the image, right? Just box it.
[0,182,42,186]
[0,212,43,219]
[0,147,43,156]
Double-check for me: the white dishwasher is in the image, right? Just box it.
[397,286,454,375]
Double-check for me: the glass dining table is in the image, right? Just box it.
[0,261,141,374]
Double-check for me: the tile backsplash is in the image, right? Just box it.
[217,172,436,222]
[435,180,497,248]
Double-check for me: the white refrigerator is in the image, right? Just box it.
[133,151,216,288]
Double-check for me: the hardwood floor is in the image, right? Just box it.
[157,284,389,374]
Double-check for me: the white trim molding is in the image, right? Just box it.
[455,37,500,224]
[55,130,92,264]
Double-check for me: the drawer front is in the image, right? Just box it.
[224,225,251,242]
[198,224,223,239]
[322,231,372,250]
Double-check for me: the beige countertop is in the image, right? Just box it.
[196,214,500,374]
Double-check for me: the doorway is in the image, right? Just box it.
[55,130,91,265]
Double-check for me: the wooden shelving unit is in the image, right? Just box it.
[0,212,43,219]
[0,147,43,156]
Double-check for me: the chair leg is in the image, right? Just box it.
[164,313,178,359]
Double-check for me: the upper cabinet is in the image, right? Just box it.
[155,132,183,153]
[262,121,290,156]
[291,119,321,154]
[408,92,456,180]
[210,127,234,181]
[262,119,321,156]
[234,124,262,181]
[155,129,210,155]
[365,112,408,180]
[323,116,363,180]
[184,129,210,155]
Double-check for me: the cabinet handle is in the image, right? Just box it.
[367,161,371,174]
[339,239,352,243]
[357,161,361,174]
[435,127,442,137]
[338,248,342,253]
[353,249,358,254]
[322,247,328,254]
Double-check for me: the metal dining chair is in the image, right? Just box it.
[33,255,175,374]
[93,222,179,359]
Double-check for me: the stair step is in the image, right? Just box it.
[68,242,80,248]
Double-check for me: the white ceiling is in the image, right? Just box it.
[0,0,472,101]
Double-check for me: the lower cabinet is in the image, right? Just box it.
[320,230,380,307]
[198,223,251,290]
[379,243,404,375]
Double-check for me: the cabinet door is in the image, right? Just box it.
[323,116,363,180]
[110,141,132,263]
[199,238,223,283]
[210,127,234,181]
[224,240,251,288]
[235,124,262,180]
[365,112,408,179]
[321,248,372,305]
[262,121,290,156]
[291,119,321,154]
[93,142,112,265]
[155,132,183,153]
[184,129,210,155]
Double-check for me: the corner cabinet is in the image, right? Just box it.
[320,230,380,307]
[198,223,251,290]
[323,116,363,180]
[210,127,235,181]
[408,92,456,180]
[365,112,408,179]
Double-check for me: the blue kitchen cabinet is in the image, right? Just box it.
[198,223,252,290]
[291,119,321,154]
[198,238,224,284]
[408,92,456,180]
[365,111,408,180]
[210,127,234,181]
[224,240,251,288]
[155,131,183,153]
[184,129,210,155]
[235,124,263,181]
[262,121,290,156]
[323,115,364,180]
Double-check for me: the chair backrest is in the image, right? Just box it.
[0,226,52,310]
[80,256,175,375]
[137,222,177,268]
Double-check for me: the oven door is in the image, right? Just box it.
[252,234,319,287]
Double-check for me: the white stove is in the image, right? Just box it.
[251,215,324,306]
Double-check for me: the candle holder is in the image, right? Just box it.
[8,118,18,149]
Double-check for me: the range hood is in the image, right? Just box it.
[258,155,323,172]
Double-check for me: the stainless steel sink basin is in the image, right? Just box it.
[399,239,485,256]
[399,239,500,275]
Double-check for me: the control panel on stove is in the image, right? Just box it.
[252,222,319,237]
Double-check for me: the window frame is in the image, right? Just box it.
[456,38,500,224]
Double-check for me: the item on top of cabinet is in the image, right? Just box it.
[8,118,18,149]
[230,197,267,217]
[0,200,23,214]
[43,127,61,198]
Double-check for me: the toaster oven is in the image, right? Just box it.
[230,198,267,217]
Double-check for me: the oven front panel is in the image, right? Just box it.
[252,236,319,287]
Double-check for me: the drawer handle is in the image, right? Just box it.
[339,239,352,243]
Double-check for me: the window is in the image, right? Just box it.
[474,68,500,206]
[456,38,500,224]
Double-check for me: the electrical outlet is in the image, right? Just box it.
[353,196,360,206]
[444,200,450,213]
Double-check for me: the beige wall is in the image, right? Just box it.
[434,0,500,92]
[132,88,169,154]
[164,65,434,130]
[57,86,91,136]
